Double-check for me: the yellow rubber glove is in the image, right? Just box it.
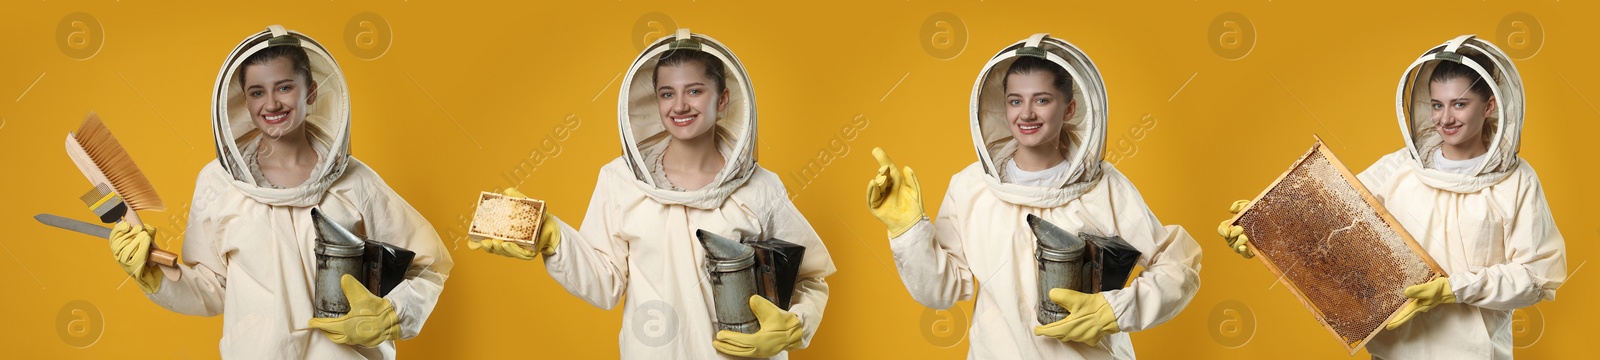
[469,238,538,260]
[308,274,400,347]
[1033,288,1121,346]
[1386,277,1456,330]
[1216,199,1255,259]
[713,295,804,358]
[865,147,925,238]
[468,188,560,259]
[109,221,163,294]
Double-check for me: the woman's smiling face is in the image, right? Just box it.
[1004,71,1074,149]
[1428,77,1494,157]
[242,58,316,138]
[654,60,728,142]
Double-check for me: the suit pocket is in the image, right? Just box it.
[1466,220,1507,270]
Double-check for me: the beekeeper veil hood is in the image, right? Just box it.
[1395,34,1524,192]
[210,25,350,207]
[617,29,757,209]
[971,33,1109,207]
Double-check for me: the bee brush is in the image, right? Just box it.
[64,113,176,267]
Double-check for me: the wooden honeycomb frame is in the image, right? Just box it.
[1228,137,1445,354]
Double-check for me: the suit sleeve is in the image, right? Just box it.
[888,181,975,310]
[542,167,631,310]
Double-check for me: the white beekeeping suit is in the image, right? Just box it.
[1361,34,1566,359]
[890,33,1202,359]
[537,29,836,359]
[147,25,452,359]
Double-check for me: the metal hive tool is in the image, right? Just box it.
[1228,137,1445,354]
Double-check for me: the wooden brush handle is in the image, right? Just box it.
[123,209,144,229]
[123,211,178,267]
[149,248,179,267]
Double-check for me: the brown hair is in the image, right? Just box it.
[652,49,727,92]
[1003,56,1074,97]
[238,40,313,89]
[1429,48,1498,101]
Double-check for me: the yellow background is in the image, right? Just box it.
[2,0,1594,358]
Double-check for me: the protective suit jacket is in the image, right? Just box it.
[1362,34,1566,359]
[148,25,452,359]
[539,29,836,359]
[890,34,1202,360]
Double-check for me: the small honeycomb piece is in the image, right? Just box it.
[469,191,546,247]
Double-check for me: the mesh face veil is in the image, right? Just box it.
[1395,34,1524,179]
[212,25,352,206]
[616,28,759,209]
[969,33,1110,207]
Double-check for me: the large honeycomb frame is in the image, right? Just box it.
[1229,138,1445,354]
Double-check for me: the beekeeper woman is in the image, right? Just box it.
[1219,35,1566,358]
[470,29,835,359]
[104,25,452,358]
[866,33,1202,358]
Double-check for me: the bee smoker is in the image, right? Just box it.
[1028,214,1145,325]
[313,208,367,318]
[311,208,417,319]
[1029,214,1089,325]
[749,238,805,311]
[696,230,761,334]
